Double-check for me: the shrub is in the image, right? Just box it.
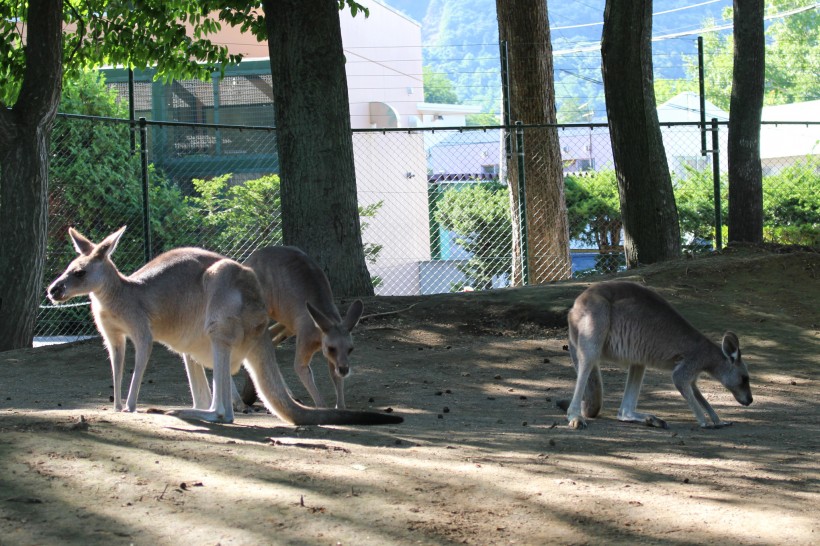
[434,181,512,290]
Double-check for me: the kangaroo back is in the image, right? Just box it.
[243,246,339,328]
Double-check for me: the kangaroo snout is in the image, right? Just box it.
[336,364,350,377]
[48,282,66,302]
[732,388,753,406]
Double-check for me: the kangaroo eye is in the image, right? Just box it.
[72,270,86,279]
[348,348,354,355]
[327,347,336,355]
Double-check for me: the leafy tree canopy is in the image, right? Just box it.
[0,0,369,107]
[423,65,461,104]
[655,0,819,109]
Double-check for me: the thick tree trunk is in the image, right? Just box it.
[0,0,63,351]
[601,0,681,267]
[263,0,373,297]
[496,0,571,285]
[728,0,765,243]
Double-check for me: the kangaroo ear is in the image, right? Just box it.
[721,331,741,364]
[342,299,364,332]
[93,226,127,260]
[69,227,95,256]
[306,301,334,333]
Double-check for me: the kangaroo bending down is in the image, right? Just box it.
[46,227,402,426]
[563,281,753,430]
[240,246,363,409]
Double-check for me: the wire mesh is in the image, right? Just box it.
[38,116,819,341]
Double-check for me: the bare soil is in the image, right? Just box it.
[1,246,818,545]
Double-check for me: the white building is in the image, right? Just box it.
[760,100,820,174]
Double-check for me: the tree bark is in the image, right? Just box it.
[496,0,571,285]
[262,0,373,297]
[601,0,681,267]
[0,0,63,351]
[728,0,765,243]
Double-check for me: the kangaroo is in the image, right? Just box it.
[239,246,363,409]
[563,280,753,430]
[46,227,402,426]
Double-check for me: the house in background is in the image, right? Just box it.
[760,99,820,174]
[656,91,729,178]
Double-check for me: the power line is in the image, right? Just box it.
[553,3,818,56]
[550,0,727,31]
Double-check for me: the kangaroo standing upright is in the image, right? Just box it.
[240,246,363,409]
[46,227,402,426]
[564,281,753,429]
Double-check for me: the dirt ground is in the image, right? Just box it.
[1,246,818,545]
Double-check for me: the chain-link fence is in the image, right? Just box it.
[38,115,819,341]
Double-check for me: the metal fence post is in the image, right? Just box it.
[710,117,722,251]
[515,121,529,285]
[139,117,153,263]
[698,36,707,157]
[499,41,512,167]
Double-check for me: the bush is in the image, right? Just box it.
[434,181,511,291]
[672,165,727,251]
[185,173,284,258]
[564,171,622,251]
[763,158,820,246]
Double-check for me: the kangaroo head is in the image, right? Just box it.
[306,299,364,378]
[715,331,753,407]
[47,227,126,303]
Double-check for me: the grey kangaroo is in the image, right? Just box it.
[563,281,753,429]
[240,246,363,409]
[46,227,402,426]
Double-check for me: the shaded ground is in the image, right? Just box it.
[1,246,818,545]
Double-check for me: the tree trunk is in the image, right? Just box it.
[728,0,765,243]
[601,0,681,267]
[496,0,571,285]
[262,0,373,297]
[0,0,63,351]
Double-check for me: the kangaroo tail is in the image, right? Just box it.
[244,336,402,426]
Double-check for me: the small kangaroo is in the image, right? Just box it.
[46,227,402,426]
[563,280,753,429]
[240,246,363,409]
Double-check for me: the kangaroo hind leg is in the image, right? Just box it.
[617,364,667,428]
[565,307,607,429]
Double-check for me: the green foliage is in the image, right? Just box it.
[434,182,511,290]
[762,158,820,245]
[0,2,254,108]
[654,78,699,106]
[466,113,500,126]
[359,201,385,266]
[658,1,820,110]
[186,174,385,267]
[672,165,728,249]
[671,160,819,247]
[564,171,622,250]
[564,171,623,274]
[186,173,284,257]
[49,71,191,265]
[557,98,595,124]
[764,2,820,104]
[423,66,461,104]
